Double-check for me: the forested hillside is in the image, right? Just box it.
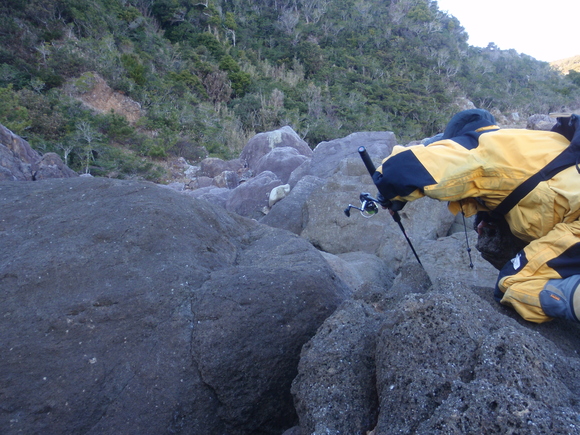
[552,55,580,77]
[1,0,579,180]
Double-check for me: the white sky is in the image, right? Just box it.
[435,0,579,62]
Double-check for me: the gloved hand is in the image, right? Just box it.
[376,193,391,208]
[390,200,406,212]
[376,193,405,212]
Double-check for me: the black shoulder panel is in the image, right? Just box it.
[373,150,437,199]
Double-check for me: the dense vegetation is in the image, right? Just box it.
[1,0,579,180]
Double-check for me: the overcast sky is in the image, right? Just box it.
[435,0,579,62]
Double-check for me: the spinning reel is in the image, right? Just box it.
[344,193,380,218]
[343,146,422,265]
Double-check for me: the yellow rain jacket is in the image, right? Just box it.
[373,110,580,323]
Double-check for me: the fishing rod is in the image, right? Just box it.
[344,146,422,265]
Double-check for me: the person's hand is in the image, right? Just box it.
[376,193,405,212]
[390,200,405,212]
[376,193,392,209]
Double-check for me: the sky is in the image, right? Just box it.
[435,0,579,62]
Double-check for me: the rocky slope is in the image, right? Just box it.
[2,121,580,434]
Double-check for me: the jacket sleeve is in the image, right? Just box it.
[372,145,436,201]
[373,140,490,214]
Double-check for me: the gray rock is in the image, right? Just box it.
[300,172,393,255]
[374,288,580,434]
[447,212,475,235]
[256,146,309,184]
[161,181,186,191]
[291,300,384,435]
[213,170,239,189]
[299,173,454,270]
[0,124,77,180]
[376,262,431,310]
[0,143,29,180]
[192,228,350,433]
[186,185,233,209]
[398,197,457,241]
[320,251,395,303]
[527,114,556,131]
[240,126,312,172]
[189,175,214,189]
[34,151,78,180]
[0,177,348,435]
[308,131,397,179]
[0,123,41,167]
[199,157,244,178]
[288,158,312,188]
[226,170,282,219]
[416,231,499,288]
[372,198,457,271]
[260,175,325,235]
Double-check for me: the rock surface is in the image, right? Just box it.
[4,121,580,435]
[0,177,349,434]
[527,113,556,131]
[239,125,312,172]
[225,170,282,219]
[291,267,580,434]
[0,124,77,180]
[306,131,396,179]
[374,286,580,434]
[292,300,382,435]
[255,147,309,184]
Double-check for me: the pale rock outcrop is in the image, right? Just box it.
[268,183,291,207]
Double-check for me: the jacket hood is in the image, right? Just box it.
[442,109,497,139]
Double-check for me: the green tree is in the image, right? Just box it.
[0,85,30,135]
[121,53,147,86]
[568,70,580,87]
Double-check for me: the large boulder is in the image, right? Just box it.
[307,131,397,179]
[0,123,77,180]
[255,146,310,184]
[239,126,312,173]
[299,170,457,273]
[0,177,349,435]
[260,175,326,235]
[527,114,556,131]
[0,124,42,180]
[0,142,30,180]
[192,230,351,432]
[198,157,245,178]
[226,170,282,219]
[291,261,580,434]
[186,185,233,209]
[319,251,396,303]
[291,300,383,435]
[299,171,395,254]
[374,287,580,434]
[34,152,78,180]
[416,231,498,288]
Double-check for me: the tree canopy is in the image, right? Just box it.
[0,0,578,179]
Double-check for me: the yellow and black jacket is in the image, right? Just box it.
[375,126,580,241]
[373,109,580,323]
